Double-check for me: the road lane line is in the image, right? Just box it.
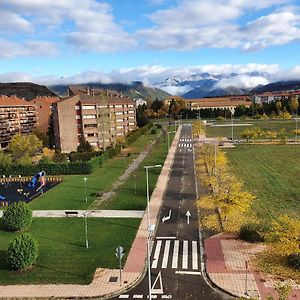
[162,240,170,268]
[156,236,176,240]
[175,271,201,275]
[171,240,179,268]
[192,241,198,270]
[133,295,143,299]
[182,240,188,269]
[119,295,129,298]
[152,240,162,268]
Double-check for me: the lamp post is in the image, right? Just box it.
[84,212,89,249]
[231,111,234,142]
[145,165,162,227]
[167,131,176,149]
[147,224,155,300]
[83,177,87,202]
[144,165,162,300]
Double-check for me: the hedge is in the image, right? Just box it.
[0,161,92,176]
[7,233,39,271]
[125,123,153,145]
[68,151,101,162]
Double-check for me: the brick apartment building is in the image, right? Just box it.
[0,96,37,149]
[52,86,137,153]
[30,96,59,133]
[252,91,300,104]
[164,95,251,114]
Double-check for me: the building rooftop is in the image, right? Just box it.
[0,95,36,107]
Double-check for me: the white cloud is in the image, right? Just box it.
[138,0,300,51]
[0,40,57,59]
[271,65,300,81]
[0,72,33,83]
[0,10,32,33]
[0,0,136,55]
[214,75,270,89]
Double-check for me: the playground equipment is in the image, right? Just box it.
[28,171,46,192]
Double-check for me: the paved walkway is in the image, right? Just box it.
[205,233,300,299]
[0,210,145,218]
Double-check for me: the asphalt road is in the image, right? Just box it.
[112,124,231,300]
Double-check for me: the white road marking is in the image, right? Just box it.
[133,295,143,298]
[182,241,188,269]
[152,240,162,268]
[162,295,173,299]
[175,271,201,275]
[119,295,129,298]
[192,241,198,270]
[156,236,176,239]
[171,240,179,268]
[162,240,170,268]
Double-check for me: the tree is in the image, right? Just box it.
[7,233,38,271]
[8,133,42,162]
[151,98,163,113]
[77,136,93,153]
[136,104,148,127]
[276,101,282,114]
[289,96,299,115]
[0,150,12,167]
[32,128,49,147]
[2,202,33,232]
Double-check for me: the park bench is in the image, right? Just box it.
[65,211,78,217]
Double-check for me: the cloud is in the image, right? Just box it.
[0,0,136,56]
[138,0,300,51]
[214,75,270,89]
[0,72,33,83]
[0,40,57,59]
[0,10,32,33]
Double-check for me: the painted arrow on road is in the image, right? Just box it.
[186,210,191,224]
[162,210,172,223]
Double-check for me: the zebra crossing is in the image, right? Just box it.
[119,294,172,299]
[151,239,199,270]
[178,143,192,148]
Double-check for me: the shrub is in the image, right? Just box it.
[155,123,162,129]
[6,233,38,270]
[287,252,300,270]
[239,223,265,243]
[2,202,32,232]
[150,128,157,134]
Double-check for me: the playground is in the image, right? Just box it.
[0,172,62,206]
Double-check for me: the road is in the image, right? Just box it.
[112,124,231,300]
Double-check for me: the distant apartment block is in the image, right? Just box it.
[53,86,137,153]
[0,96,37,149]
[163,95,251,113]
[30,96,59,132]
[252,91,300,104]
[185,96,251,113]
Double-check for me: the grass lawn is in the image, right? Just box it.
[92,132,174,210]
[206,119,298,139]
[28,130,162,210]
[0,218,140,284]
[225,145,300,221]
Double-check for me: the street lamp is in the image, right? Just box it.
[231,111,234,142]
[83,177,87,202]
[84,212,89,249]
[144,165,162,227]
[167,131,176,149]
[147,224,155,300]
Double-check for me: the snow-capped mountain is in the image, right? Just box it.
[154,71,271,98]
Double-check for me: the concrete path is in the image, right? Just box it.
[0,210,145,218]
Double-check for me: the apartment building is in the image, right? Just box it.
[253,91,300,104]
[184,96,251,114]
[30,96,59,132]
[0,95,37,149]
[53,86,136,153]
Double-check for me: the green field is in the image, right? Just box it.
[225,145,300,221]
[28,130,164,210]
[206,119,298,139]
[0,218,139,284]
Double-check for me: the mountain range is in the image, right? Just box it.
[153,71,272,98]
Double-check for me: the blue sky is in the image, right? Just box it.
[0,0,300,86]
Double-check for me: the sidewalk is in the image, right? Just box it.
[205,233,300,299]
[0,127,182,299]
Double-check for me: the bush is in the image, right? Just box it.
[150,128,157,134]
[239,223,265,243]
[155,123,162,129]
[7,233,38,270]
[68,151,100,162]
[2,202,32,232]
[287,253,300,270]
